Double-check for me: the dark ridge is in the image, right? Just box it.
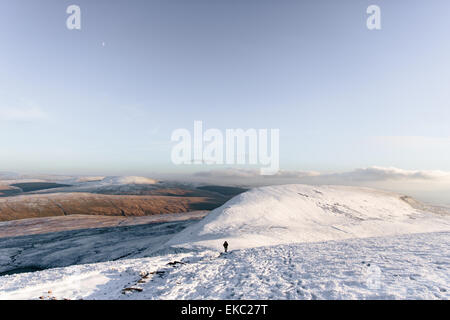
[189,201,226,211]
[10,182,71,193]
[197,185,248,197]
[0,189,22,197]
[0,266,45,276]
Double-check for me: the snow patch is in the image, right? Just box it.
[103,176,158,185]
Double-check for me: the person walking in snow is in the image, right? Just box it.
[223,241,228,253]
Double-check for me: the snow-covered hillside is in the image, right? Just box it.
[0,232,448,300]
[1,184,449,300]
[166,185,450,251]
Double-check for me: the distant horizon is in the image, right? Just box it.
[1,165,450,206]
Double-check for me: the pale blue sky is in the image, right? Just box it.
[1,0,450,176]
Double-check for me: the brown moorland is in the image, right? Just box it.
[0,192,223,221]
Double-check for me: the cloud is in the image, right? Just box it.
[0,172,20,180]
[272,170,321,179]
[0,106,48,122]
[327,166,450,182]
[194,168,320,179]
[373,136,450,149]
[189,166,450,185]
[76,176,106,183]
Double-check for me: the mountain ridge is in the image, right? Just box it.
[165,184,450,251]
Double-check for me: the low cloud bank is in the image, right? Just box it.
[191,166,450,184]
[1,168,448,205]
[187,167,450,205]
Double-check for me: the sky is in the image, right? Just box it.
[1,0,450,199]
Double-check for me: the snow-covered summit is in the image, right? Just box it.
[101,176,158,185]
[166,184,450,251]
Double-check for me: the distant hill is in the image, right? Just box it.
[0,176,248,222]
[166,184,450,251]
[0,192,225,221]
[196,185,248,196]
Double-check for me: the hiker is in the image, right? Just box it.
[223,241,229,253]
